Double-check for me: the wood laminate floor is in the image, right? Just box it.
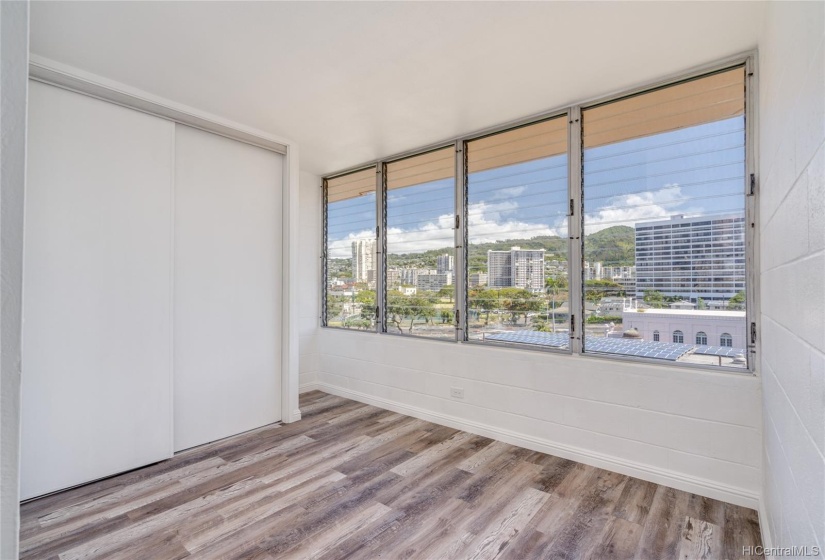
[20,391,763,560]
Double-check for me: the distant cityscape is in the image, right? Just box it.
[335,213,745,301]
[328,213,748,365]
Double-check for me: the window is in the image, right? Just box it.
[465,117,569,349]
[323,168,376,330]
[581,67,749,369]
[321,58,755,372]
[385,148,455,340]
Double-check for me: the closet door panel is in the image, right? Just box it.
[21,82,175,499]
[173,125,282,451]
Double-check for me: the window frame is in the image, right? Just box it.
[320,51,758,375]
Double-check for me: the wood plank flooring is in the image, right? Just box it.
[20,391,763,559]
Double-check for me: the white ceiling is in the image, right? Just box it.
[30,1,765,176]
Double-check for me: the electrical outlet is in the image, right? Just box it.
[450,387,464,399]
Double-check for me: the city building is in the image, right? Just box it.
[351,238,376,284]
[416,272,453,292]
[386,268,400,289]
[621,308,747,349]
[436,254,454,274]
[598,297,636,316]
[634,214,746,302]
[469,272,488,288]
[487,247,545,292]
[398,267,433,287]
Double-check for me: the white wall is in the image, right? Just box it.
[758,1,825,554]
[299,171,320,391]
[0,1,28,556]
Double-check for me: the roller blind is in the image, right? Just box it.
[386,147,454,191]
[467,117,567,174]
[327,167,375,203]
[583,67,745,149]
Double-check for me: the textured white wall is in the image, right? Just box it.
[758,1,825,554]
[299,171,321,391]
[317,329,762,507]
[0,1,28,556]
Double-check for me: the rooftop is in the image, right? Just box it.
[625,308,746,318]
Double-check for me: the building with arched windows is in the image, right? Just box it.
[622,308,747,349]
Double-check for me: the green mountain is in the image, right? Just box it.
[330,225,636,273]
[583,226,635,266]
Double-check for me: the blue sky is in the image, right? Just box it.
[327,117,746,258]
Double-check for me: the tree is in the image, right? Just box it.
[470,289,498,326]
[355,290,376,305]
[437,286,455,303]
[697,298,707,310]
[440,309,453,324]
[414,296,437,330]
[499,288,541,325]
[643,290,665,309]
[585,280,625,303]
[545,277,568,291]
[728,290,746,310]
[387,292,437,333]
[386,291,410,333]
[343,317,372,330]
[326,295,345,322]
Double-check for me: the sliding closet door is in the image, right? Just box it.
[21,82,175,500]
[174,125,282,451]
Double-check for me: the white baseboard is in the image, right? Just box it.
[315,382,760,510]
[758,499,774,550]
[299,381,321,394]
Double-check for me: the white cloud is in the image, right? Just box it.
[328,184,695,258]
[490,186,527,200]
[584,184,693,232]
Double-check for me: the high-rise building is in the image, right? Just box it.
[634,214,745,301]
[436,254,454,274]
[351,239,376,283]
[487,251,511,288]
[487,247,545,292]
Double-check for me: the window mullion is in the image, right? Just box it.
[321,178,329,327]
[376,163,387,334]
[455,140,468,342]
[568,107,584,354]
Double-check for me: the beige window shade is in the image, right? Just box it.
[386,147,454,191]
[468,117,567,174]
[327,167,375,203]
[583,67,745,149]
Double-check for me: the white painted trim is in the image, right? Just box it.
[758,499,774,551]
[28,56,288,154]
[315,383,760,509]
[299,382,321,394]
[281,145,301,423]
[26,58,301,429]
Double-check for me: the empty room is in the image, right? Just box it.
[1,1,823,558]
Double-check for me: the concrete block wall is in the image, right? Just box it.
[758,1,825,554]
